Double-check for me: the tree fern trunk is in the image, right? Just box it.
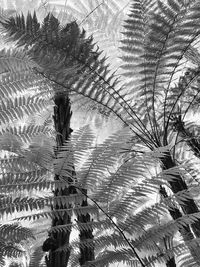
[43,95,74,267]
[161,153,200,264]
[77,189,95,266]
[160,185,195,239]
[160,185,200,265]
[161,152,200,237]
[43,94,94,266]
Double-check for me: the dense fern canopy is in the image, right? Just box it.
[2,0,200,267]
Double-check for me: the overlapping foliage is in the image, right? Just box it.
[1,0,200,266]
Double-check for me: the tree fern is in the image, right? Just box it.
[2,0,200,266]
[0,10,155,141]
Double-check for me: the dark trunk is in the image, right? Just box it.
[160,185,199,265]
[159,185,194,239]
[166,258,176,267]
[43,95,75,267]
[77,189,95,265]
[160,177,200,264]
[161,152,200,237]
[43,94,94,266]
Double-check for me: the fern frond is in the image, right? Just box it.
[120,0,200,148]
[0,49,53,154]
[0,48,36,75]
[58,233,128,254]
[1,2,200,266]
[77,127,134,189]
[0,48,46,99]
[13,205,98,222]
[0,193,87,218]
[71,125,95,169]
[0,154,41,172]
[0,180,68,193]
[0,223,34,242]
[0,95,48,122]
[120,0,156,80]
[0,241,24,258]
[2,125,53,144]
[0,223,33,266]
[84,248,138,267]
[0,11,159,147]
[50,219,114,234]
[54,142,75,179]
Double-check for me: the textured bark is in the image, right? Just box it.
[160,185,194,240]
[160,185,200,265]
[44,95,74,267]
[161,152,200,237]
[160,152,200,264]
[77,189,95,265]
[43,94,94,266]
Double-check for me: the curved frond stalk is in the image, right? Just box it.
[121,0,200,146]
[76,186,146,267]
[2,1,200,266]
[119,1,200,264]
[0,11,159,148]
[80,143,200,265]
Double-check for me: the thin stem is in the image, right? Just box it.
[75,186,146,267]
[151,7,182,143]
[37,70,155,149]
[165,69,200,136]
[163,18,200,135]
[80,59,156,144]
[140,2,160,146]
[42,34,157,145]
[78,2,104,26]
